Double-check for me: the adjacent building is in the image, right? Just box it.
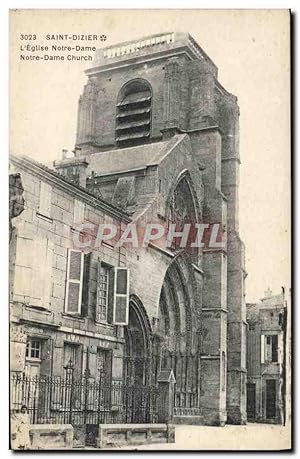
[246,289,287,424]
[10,31,247,429]
[10,154,130,385]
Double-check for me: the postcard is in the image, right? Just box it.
[9,9,291,451]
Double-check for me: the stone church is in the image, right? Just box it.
[55,31,247,425]
[10,32,246,429]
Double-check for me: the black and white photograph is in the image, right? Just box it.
[8,9,291,451]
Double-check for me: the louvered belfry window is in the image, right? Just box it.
[116,80,152,147]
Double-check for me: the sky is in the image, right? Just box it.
[10,9,291,302]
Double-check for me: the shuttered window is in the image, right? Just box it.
[261,334,279,364]
[113,267,130,325]
[65,249,84,314]
[96,261,112,323]
[30,238,53,307]
[81,252,91,317]
[39,181,52,218]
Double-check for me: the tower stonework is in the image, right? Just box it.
[55,32,246,425]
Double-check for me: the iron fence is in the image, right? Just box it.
[10,371,161,426]
[153,350,201,415]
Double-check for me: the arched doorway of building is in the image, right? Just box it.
[123,297,153,423]
[153,254,201,416]
[124,296,151,386]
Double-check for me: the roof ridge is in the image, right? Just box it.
[10,153,130,218]
[149,134,188,165]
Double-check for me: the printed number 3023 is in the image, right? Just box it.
[20,34,37,40]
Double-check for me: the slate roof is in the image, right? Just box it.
[87,134,186,176]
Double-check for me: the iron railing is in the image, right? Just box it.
[10,371,161,426]
[153,350,201,415]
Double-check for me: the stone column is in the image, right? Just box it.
[76,76,97,146]
[220,96,247,425]
[190,128,228,426]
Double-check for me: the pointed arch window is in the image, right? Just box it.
[168,175,199,261]
[116,79,152,147]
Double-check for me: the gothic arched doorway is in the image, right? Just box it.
[124,296,151,386]
[154,255,201,415]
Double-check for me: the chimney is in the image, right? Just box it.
[62,149,68,159]
[72,146,82,158]
[54,155,89,188]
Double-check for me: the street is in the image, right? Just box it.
[110,424,291,451]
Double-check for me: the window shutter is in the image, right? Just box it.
[107,269,115,324]
[277,333,283,364]
[65,249,84,314]
[260,335,265,364]
[81,252,91,317]
[96,258,101,321]
[113,267,129,325]
[87,252,98,320]
[39,182,52,217]
[271,334,278,362]
[96,258,101,307]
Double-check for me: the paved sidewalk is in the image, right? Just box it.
[110,424,291,451]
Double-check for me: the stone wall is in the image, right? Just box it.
[97,423,175,448]
[10,156,128,381]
